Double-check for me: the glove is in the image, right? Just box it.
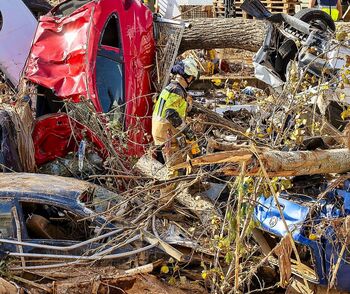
[183,126,196,141]
[190,141,201,156]
[165,109,183,128]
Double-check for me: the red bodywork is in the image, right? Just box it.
[25,0,155,164]
[33,113,107,165]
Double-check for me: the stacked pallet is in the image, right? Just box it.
[179,5,214,19]
[213,0,299,18]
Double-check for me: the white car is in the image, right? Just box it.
[0,0,50,88]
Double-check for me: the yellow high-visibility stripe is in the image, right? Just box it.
[319,6,339,20]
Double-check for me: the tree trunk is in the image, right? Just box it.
[180,18,266,53]
[172,148,350,177]
[180,18,350,53]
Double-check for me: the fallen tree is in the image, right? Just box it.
[172,148,350,177]
[180,18,266,53]
[180,18,350,53]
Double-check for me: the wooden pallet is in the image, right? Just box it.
[213,0,298,17]
[180,5,214,19]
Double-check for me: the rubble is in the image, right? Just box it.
[3,0,350,293]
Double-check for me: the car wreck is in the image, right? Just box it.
[0,173,185,271]
[254,182,350,292]
[3,0,350,293]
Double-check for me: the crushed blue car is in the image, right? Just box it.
[0,173,168,270]
[254,180,350,291]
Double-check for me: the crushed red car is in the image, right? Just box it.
[22,0,155,167]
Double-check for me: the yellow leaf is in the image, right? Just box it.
[337,31,348,42]
[309,233,318,241]
[280,179,292,190]
[201,271,208,279]
[168,276,176,285]
[340,93,346,101]
[211,79,222,86]
[232,82,240,90]
[161,265,169,274]
[342,74,350,85]
[341,108,350,120]
[320,84,329,91]
[346,56,350,68]
[226,90,234,100]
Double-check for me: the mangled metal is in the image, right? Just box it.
[4,0,350,293]
[0,173,186,272]
[241,0,350,97]
[253,181,350,291]
[25,0,156,157]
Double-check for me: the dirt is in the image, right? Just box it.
[28,273,208,294]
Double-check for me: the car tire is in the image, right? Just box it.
[22,0,52,18]
[294,8,336,32]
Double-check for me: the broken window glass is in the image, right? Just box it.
[0,200,14,239]
[101,15,120,48]
[21,202,93,241]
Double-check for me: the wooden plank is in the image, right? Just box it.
[171,149,253,170]
[142,230,186,262]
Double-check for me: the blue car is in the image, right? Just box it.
[254,181,350,292]
[0,173,135,268]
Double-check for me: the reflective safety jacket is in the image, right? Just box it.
[152,81,188,145]
[318,0,339,20]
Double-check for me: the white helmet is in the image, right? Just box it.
[183,57,200,80]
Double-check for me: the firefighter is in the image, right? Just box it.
[309,0,342,21]
[152,58,200,176]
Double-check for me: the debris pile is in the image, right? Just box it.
[3,0,350,293]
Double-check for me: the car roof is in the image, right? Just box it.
[0,173,92,205]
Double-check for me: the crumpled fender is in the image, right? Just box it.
[33,113,107,165]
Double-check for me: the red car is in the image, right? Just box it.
[24,0,155,166]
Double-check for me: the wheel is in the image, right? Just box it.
[294,8,335,32]
[22,0,52,18]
